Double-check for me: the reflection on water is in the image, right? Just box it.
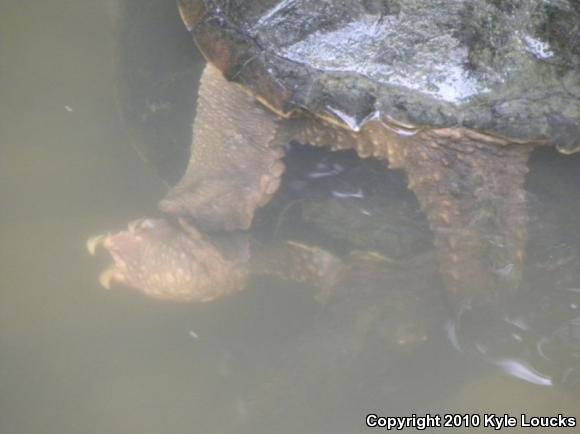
[2,1,580,433]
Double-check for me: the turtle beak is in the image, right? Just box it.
[86,219,150,290]
[86,232,126,290]
[98,266,117,290]
[86,234,108,256]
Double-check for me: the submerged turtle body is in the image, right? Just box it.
[92,0,580,306]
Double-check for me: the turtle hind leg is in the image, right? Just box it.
[159,64,287,231]
[385,129,534,305]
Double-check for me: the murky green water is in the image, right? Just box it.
[2,1,580,434]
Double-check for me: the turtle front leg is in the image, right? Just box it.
[159,64,287,231]
[385,129,534,305]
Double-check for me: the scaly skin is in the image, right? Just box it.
[88,219,250,302]
[386,129,533,304]
[88,218,345,302]
[158,65,287,231]
[91,64,537,306]
[296,115,535,305]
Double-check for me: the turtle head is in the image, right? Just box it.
[87,218,249,302]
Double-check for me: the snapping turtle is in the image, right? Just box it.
[93,0,580,304]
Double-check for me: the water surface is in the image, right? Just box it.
[1,1,580,433]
